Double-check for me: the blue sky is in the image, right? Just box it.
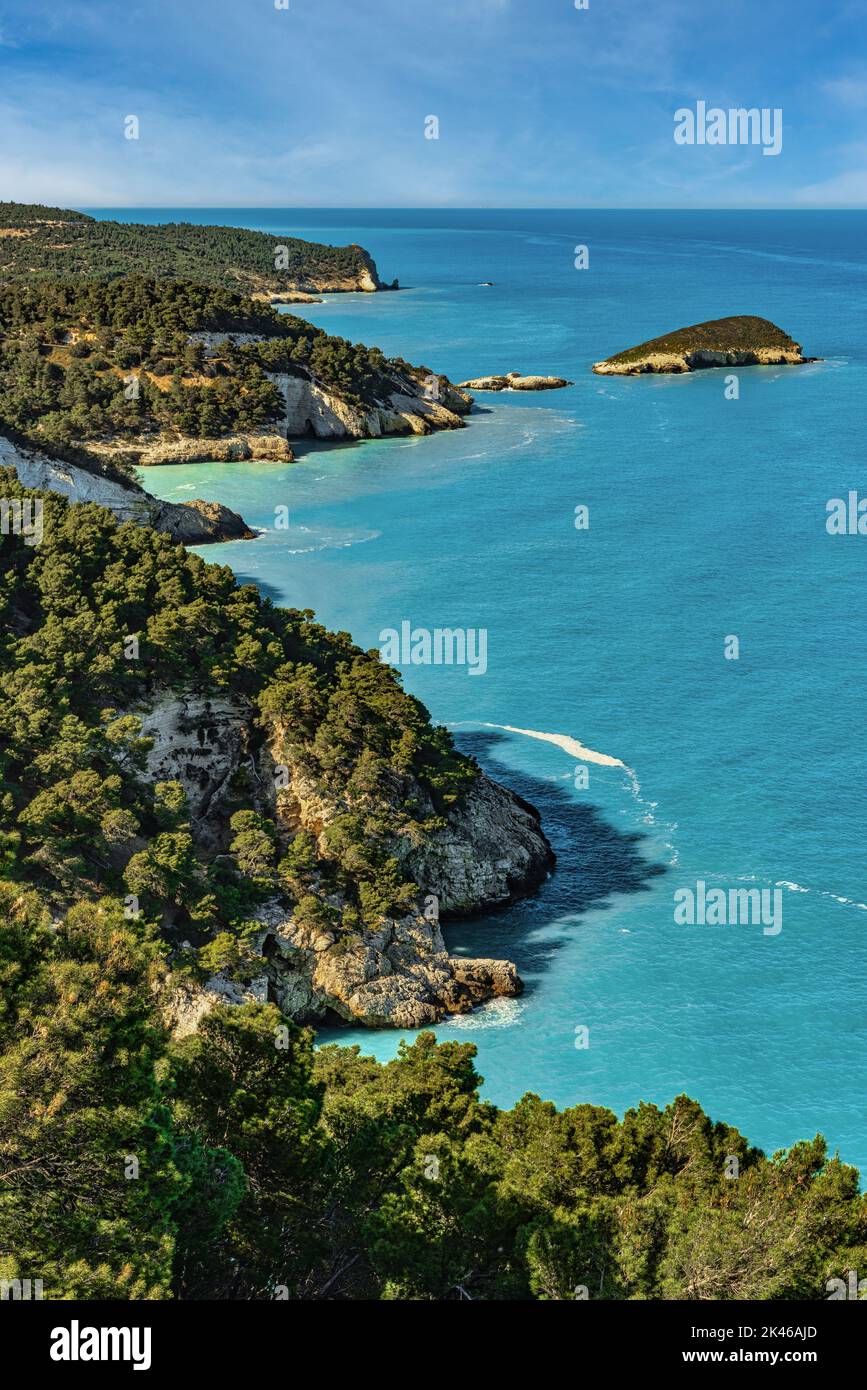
[1,0,866,207]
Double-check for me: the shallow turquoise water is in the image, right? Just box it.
[137,209,867,1172]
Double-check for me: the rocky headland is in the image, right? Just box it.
[0,203,397,295]
[143,690,554,1033]
[0,434,253,543]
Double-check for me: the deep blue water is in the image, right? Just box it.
[127,208,867,1172]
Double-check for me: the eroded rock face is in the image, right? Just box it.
[402,774,555,914]
[249,896,523,1029]
[182,331,472,441]
[592,347,807,376]
[139,691,553,1030]
[268,372,471,440]
[0,432,255,543]
[161,971,270,1038]
[136,693,252,850]
[149,497,255,543]
[276,245,389,295]
[132,433,293,466]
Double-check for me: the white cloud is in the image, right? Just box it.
[821,75,867,108]
[795,167,867,205]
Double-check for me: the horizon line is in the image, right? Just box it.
[69,203,867,213]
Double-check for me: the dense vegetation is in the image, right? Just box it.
[0,476,864,1301]
[0,277,427,465]
[0,202,386,292]
[2,904,864,1301]
[0,475,474,944]
[603,315,800,365]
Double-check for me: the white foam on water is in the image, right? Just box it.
[445,997,526,1030]
[717,876,867,913]
[449,719,681,869]
[283,528,381,554]
[480,721,629,769]
[775,880,867,912]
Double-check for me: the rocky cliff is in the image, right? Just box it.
[282,244,388,295]
[182,330,473,440]
[138,690,553,1031]
[72,366,472,468]
[0,432,254,542]
[86,431,295,467]
[269,370,472,439]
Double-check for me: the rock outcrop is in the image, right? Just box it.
[148,498,255,543]
[136,692,252,851]
[269,371,472,439]
[182,331,472,440]
[0,431,255,543]
[593,315,814,375]
[252,291,324,306]
[247,896,523,1030]
[106,432,294,467]
[458,372,573,391]
[400,774,555,913]
[261,244,392,295]
[139,690,554,1030]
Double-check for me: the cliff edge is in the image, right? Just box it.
[143,692,554,1031]
[0,435,253,543]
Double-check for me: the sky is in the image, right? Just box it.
[0,0,866,207]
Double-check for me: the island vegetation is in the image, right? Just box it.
[593,315,810,375]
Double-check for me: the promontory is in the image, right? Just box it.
[592,315,813,375]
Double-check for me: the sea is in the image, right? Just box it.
[93,207,867,1172]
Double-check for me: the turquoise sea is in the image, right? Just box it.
[119,209,867,1172]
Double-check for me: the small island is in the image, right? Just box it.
[458,371,573,390]
[592,315,814,375]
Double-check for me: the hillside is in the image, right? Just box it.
[0,276,471,474]
[593,314,811,374]
[0,473,551,1030]
[0,201,395,295]
[1,473,864,1302]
